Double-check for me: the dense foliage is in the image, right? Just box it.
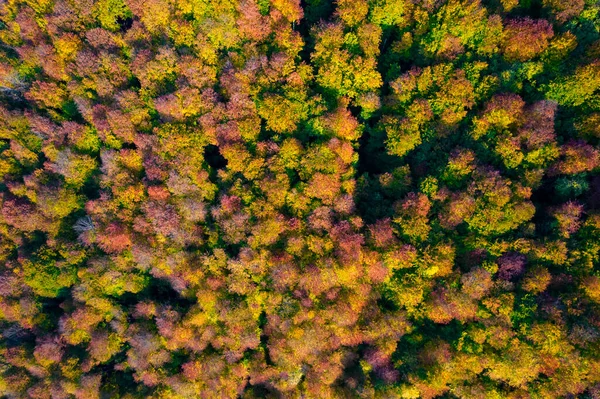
[1,0,600,397]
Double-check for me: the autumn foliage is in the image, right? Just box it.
[1,0,600,397]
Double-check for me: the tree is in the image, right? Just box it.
[311,22,382,99]
[521,267,551,294]
[553,141,600,175]
[497,252,526,281]
[46,150,97,188]
[546,62,600,107]
[393,192,431,242]
[257,93,308,134]
[502,18,553,62]
[543,0,584,23]
[552,201,584,238]
[464,167,535,236]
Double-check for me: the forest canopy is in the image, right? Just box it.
[1,0,600,398]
